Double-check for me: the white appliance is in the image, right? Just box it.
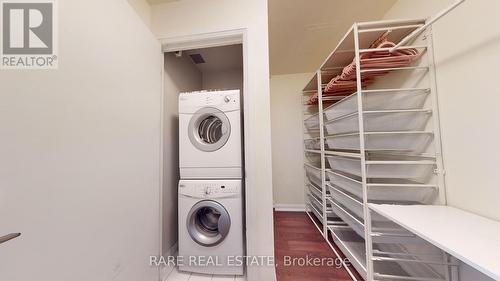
[178,179,244,275]
[179,90,242,179]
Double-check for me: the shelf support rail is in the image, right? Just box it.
[390,0,465,53]
[426,25,448,206]
[316,69,329,237]
[354,23,375,281]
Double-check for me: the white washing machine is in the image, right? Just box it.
[178,179,244,275]
[179,90,242,179]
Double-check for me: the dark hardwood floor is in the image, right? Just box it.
[273,211,353,281]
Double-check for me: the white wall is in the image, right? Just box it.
[270,73,312,209]
[385,1,500,280]
[0,0,162,280]
[162,53,202,255]
[385,0,500,222]
[127,0,152,28]
[152,1,274,280]
[202,69,243,92]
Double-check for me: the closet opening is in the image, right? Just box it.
[160,42,245,265]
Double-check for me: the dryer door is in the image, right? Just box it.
[188,107,231,152]
[186,200,231,247]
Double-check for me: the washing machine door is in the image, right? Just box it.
[188,107,231,152]
[187,200,231,247]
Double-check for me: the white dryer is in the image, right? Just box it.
[178,179,244,275]
[179,90,242,179]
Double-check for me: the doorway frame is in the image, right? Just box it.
[157,28,249,280]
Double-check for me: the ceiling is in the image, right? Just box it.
[185,44,243,73]
[268,0,397,75]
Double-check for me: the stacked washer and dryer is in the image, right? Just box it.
[178,90,244,276]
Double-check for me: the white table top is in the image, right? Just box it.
[369,204,500,281]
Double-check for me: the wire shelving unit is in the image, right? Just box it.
[301,19,458,281]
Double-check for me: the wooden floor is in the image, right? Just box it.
[274,211,353,281]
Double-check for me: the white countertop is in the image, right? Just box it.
[369,204,500,281]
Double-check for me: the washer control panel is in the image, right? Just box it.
[179,180,241,198]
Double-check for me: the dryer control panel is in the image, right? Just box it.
[179,179,242,199]
[179,90,240,114]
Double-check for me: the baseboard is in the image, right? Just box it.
[273,203,306,212]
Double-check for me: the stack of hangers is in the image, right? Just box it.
[308,32,421,105]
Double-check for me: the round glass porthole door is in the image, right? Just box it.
[187,200,231,247]
[188,107,231,152]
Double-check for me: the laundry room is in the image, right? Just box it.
[2,1,500,281]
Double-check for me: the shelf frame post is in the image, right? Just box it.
[316,70,329,237]
[425,26,448,205]
[353,23,375,281]
[301,89,309,217]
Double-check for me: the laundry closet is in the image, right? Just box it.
[161,43,245,276]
